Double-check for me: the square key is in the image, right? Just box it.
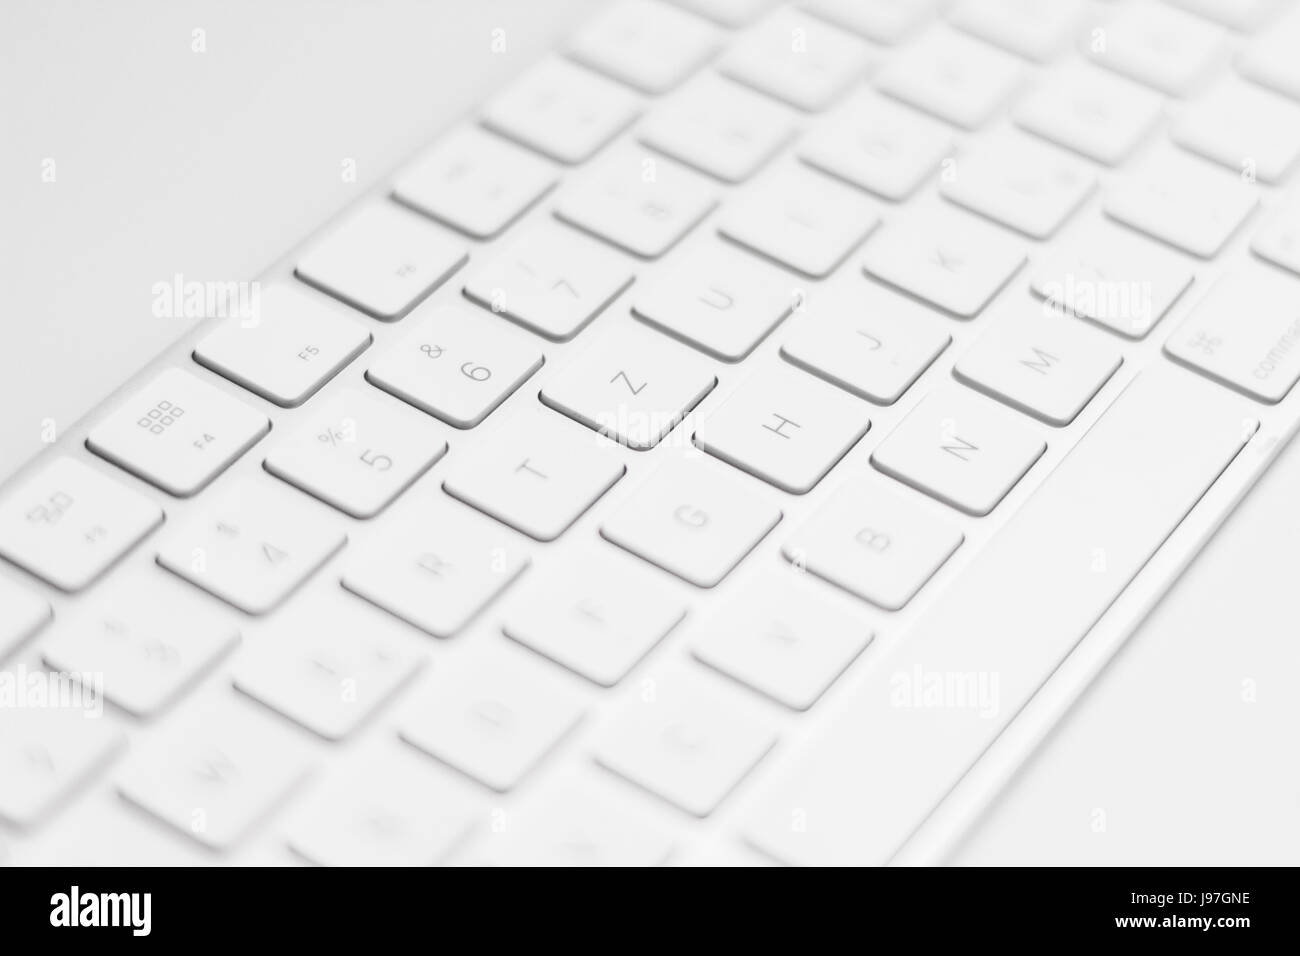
[87,367,269,497]
[600,456,781,587]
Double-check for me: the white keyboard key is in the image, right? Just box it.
[540,322,718,449]
[1252,206,1300,276]
[288,750,478,866]
[486,787,675,866]
[670,0,773,28]
[1087,4,1224,96]
[780,280,950,405]
[719,164,880,277]
[392,126,557,239]
[639,73,796,183]
[482,57,641,164]
[600,457,782,587]
[0,576,49,661]
[861,210,1026,318]
[0,708,123,826]
[264,388,447,519]
[632,242,795,361]
[877,27,1023,129]
[783,479,963,610]
[594,676,776,816]
[295,201,467,320]
[193,285,371,408]
[443,412,626,541]
[234,590,422,740]
[401,649,584,792]
[556,147,718,258]
[117,703,311,849]
[1104,150,1259,258]
[156,480,346,614]
[42,572,239,717]
[941,133,1095,240]
[950,0,1084,62]
[1171,77,1300,184]
[0,457,161,592]
[366,304,544,429]
[804,0,938,45]
[693,571,871,709]
[568,0,720,94]
[1167,0,1284,32]
[871,387,1046,515]
[1238,8,1300,100]
[954,302,1123,426]
[1165,266,1300,402]
[342,495,530,638]
[721,8,871,111]
[1014,60,1165,166]
[88,367,268,497]
[798,89,953,201]
[503,548,686,686]
[464,222,634,341]
[1031,223,1195,338]
[693,364,872,494]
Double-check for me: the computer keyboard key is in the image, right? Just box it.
[342,495,530,638]
[0,457,163,592]
[482,57,641,165]
[0,576,49,661]
[42,572,239,717]
[954,303,1123,426]
[1252,207,1300,276]
[877,27,1023,129]
[234,590,423,740]
[783,479,963,610]
[556,148,718,258]
[669,0,773,28]
[693,571,872,710]
[568,0,720,95]
[392,126,557,239]
[694,364,871,494]
[939,132,1095,240]
[1170,77,1300,184]
[366,304,544,429]
[463,222,635,341]
[804,0,938,45]
[264,388,447,519]
[295,201,468,321]
[950,0,1084,62]
[193,285,371,408]
[1165,266,1300,403]
[601,457,782,587]
[1031,223,1195,338]
[593,676,776,816]
[87,367,269,497]
[1087,4,1225,96]
[400,649,585,792]
[1238,8,1300,100]
[745,367,1255,865]
[871,388,1046,516]
[780,280,950,405]
[540,322,717,449]
[287,750,478,866]
[1014,60,1164,166]
[117,703,311,849]
[0,708,123,827]
[632,243,794,361]
[861,211,1026,318]
[1104,150,1258,259]
[156,480,346,614]
[484,787,675,866]
[638,73,795,183]
[798,89,953,201]
[503,549,686,686]
[719,164,880,278]
[443,412,626,541]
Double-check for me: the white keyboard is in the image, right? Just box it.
[5,0,1300,867]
